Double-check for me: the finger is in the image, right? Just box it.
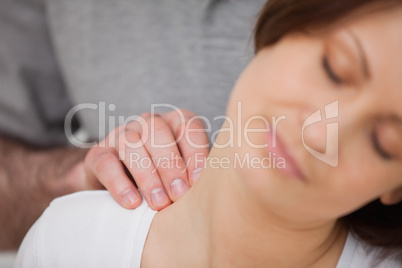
[118,122,172,210]
[162,110,210,186]
[85,145,143,209]
[141,114,190,202]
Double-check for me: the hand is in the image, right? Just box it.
[84,110,210,210]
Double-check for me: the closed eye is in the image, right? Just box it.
[322,56,342,85]
[371,131,392,161]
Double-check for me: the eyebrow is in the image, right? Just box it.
[346,30,402,133]
[347,30,371,79]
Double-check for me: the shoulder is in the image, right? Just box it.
[337,232,401,268]
[15,191,157,268]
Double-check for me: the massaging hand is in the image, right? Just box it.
[84,110,209,210]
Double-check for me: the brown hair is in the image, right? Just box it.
[254,0,402,262]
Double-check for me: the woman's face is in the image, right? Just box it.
[223,4,402,223]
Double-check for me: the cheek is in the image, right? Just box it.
[340,134,400,196]
[257,38,326,102]
[322,148,397,216]
[232,41,333,125]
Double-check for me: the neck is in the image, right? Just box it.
[141,146,348,268]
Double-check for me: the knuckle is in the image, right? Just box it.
[118,130,142,149]
[124,128,141,140]
[182,111,202,126]
[187,117,206,129]
[86,146,99,160]
[125,120,141,132]
[174,112,204,132]
[148,115,170,133]
[131,162,156,180]
[154,153,185,171]
[140,112,152,120]
[180,109,196,119]
[87,146,112,161]
[173,122,185,139]
[94,152,116,175]
[174,118,205,139]
[165,157,185,171]
[112,125,123,134]
[114,125,128,137]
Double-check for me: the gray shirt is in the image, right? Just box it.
[0,0,265,146]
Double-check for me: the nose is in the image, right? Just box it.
[299,102,339,159]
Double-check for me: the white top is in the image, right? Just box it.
[15,191,400,268]
[336,231,400,268]
[15,191,156,268]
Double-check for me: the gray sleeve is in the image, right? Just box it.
[0,0,73,146]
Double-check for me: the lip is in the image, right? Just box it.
[265,130,305,181]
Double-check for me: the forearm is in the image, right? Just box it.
[0,136,88,249]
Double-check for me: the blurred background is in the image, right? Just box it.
[0,252,16,268]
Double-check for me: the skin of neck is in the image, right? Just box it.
[141,128,348,268]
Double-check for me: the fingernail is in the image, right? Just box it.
[191,167,203,184]
[122,190,140,206]
[151,188,169,206]
[170,178,189,198]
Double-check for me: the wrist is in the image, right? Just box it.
[36,148,88,198]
